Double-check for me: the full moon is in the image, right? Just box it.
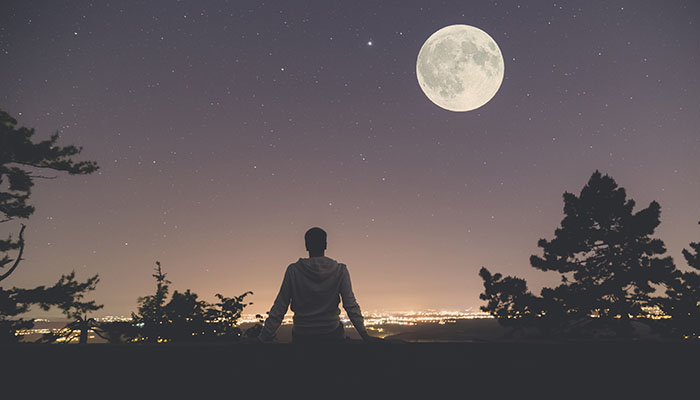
[416,25,504,112]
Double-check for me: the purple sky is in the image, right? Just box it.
[1,1,699,317]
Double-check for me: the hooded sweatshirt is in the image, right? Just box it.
[259,256,366,340]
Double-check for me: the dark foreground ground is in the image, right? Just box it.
[3,341,698,397]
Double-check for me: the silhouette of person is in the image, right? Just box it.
[258,227,373,343]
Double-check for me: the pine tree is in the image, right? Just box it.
[132,261,171,342]
[480,171,677,338]
[1,109,98,282]
[37,272,103,344]
[208,291,253,340]
[0,108,99,341]
[660,221,700,339]
[478,267,540,336]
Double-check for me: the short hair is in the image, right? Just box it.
[304,227,327,252]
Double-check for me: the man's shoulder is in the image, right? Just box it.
[286,259,308,273]
[286,260,300,271]
[323,256,346,267]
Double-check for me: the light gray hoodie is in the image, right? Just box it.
[259,256,366,340]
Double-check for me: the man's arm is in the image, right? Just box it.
[258,265,293,342]
[339,265,371,341]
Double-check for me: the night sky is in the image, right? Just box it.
[1,1,699,318]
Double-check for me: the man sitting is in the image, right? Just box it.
[258,227,373,343]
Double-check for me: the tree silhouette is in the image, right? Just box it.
[208,292,254,340]
[164,289,210,341]
[1,109,98,282]
[38,273,103,344]
[3,272,101,343]
[131,261,255,342]
[480,171,677,338]
[478,267,540,336]
[0,108,99,341]
[131,261,171,342]
[658,220,700,339]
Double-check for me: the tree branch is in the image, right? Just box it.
[91,328,108,340]
[7,161,56,170]
[0,224,25,282]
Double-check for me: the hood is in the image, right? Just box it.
[295,256,341,282]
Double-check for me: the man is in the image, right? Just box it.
[258,227,373,343]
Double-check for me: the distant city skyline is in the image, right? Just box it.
[1,1,699,318]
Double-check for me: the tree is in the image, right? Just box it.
[131,261,256,342]
[480,171,677,338]
[0,108,99,341]
[3,272,101,343]
[38,273,103,344]
[478,267,541,336]
[658,221,700,339]
[208,292,254,340]
[1,109,98,282]
[131,261,171,342]
[164,289,210,341]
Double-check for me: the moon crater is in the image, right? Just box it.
[417,25,504,112]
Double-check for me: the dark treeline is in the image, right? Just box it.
[480,171,700,340]
[2,108,699,344]
[102,261,262,344]
[32,260,262,344]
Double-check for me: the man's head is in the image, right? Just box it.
[304,227,327,255]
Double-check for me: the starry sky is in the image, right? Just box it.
[1,1,699,318]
